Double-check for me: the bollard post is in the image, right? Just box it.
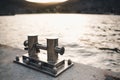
[47,38,58,63]
[28,35,38,59]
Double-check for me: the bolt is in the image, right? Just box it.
[68,59,72,65]
[53,67,57,74]
[16,56,19,61]
[38,62,42,68]
[24,58,30,64]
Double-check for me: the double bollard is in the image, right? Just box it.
[14,35,73,77]
[24,35,64,63]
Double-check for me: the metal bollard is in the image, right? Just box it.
[24,36,65,63]
[16,35,73,77]
[47,38,58,63]
[28,35,38,59]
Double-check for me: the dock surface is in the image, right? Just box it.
[0,45,120,80]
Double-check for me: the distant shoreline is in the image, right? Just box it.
[0,12,119,16]
[0,0,120,15]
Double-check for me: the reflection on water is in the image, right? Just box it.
[0,14,120,49]
[0,14,120,72]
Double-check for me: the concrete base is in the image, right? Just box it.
[0,45,120,80]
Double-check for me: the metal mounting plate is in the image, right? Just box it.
[13,54,73,77]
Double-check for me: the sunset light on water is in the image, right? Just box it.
[26,0,67,3]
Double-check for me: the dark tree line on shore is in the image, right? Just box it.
[0,0,120,15]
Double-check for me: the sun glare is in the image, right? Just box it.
[26,0,68,3]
